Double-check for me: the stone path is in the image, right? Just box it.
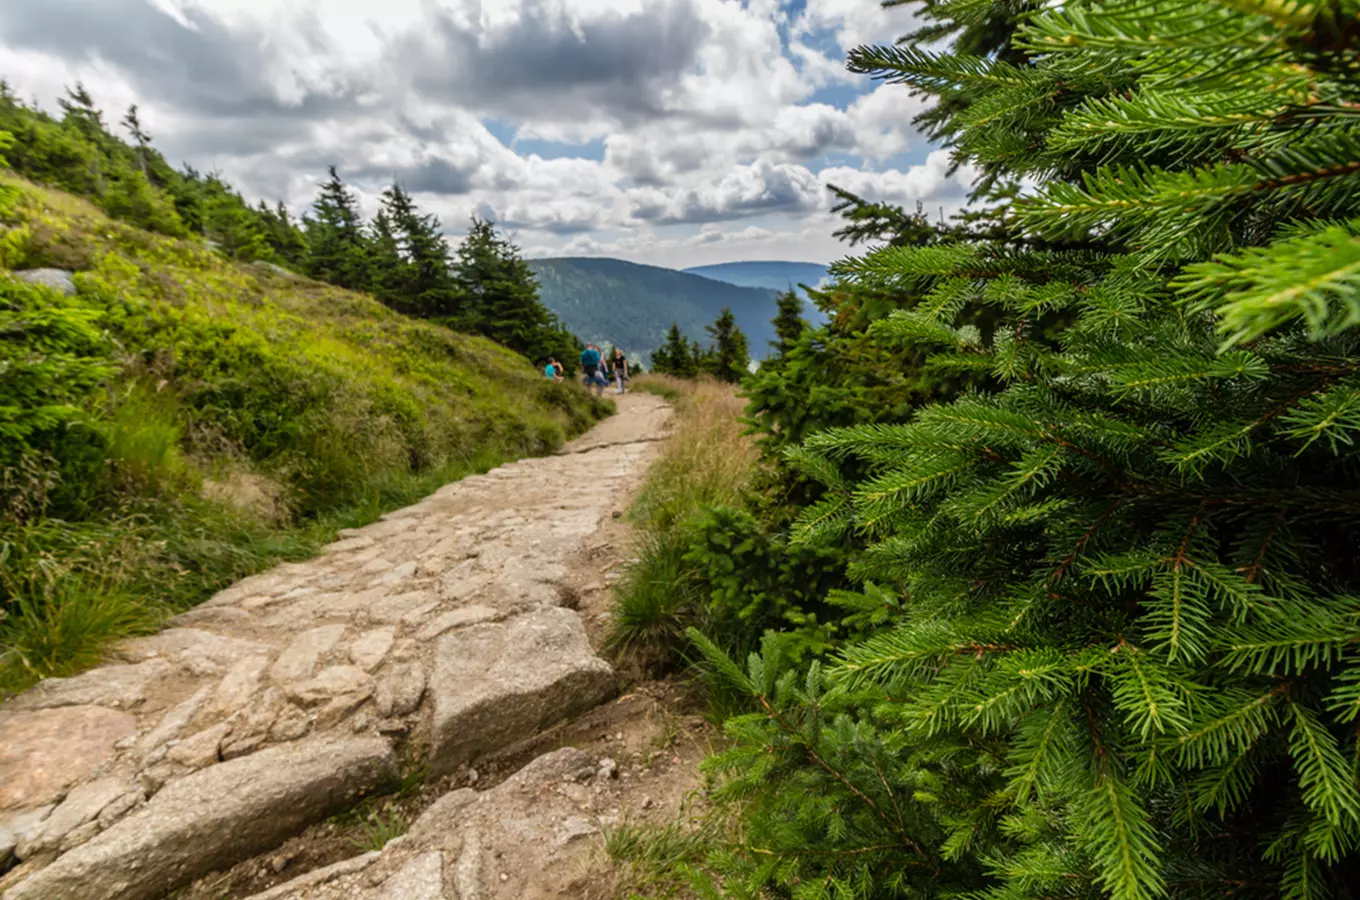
[0,394,672,900]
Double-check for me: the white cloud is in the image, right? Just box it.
[793,0,921,52]
[0,0,964,268]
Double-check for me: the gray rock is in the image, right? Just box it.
[6,660,172,712]
[348,627,396,672]
[285,666,373,708]
[378,850,444,899]
[13,269,75,296]
[0,706,137,810]
[137,686,213,761]
[0,807,52,864]
[202,656,270,723]
[365,591,437,625]
[241,852,380,900]
[20,778,127,856]
[268,705,313,743]
[252,261,294,278]
[413,605,498,642]
[237,748,600,900]
[114,629,267,667]
[165,723,232,770]
[271,625,348,685]
[167,606,254,628]
[404,789,476,844]
[374,663,426,718]
[56,820,100,853]
[219,687,289,759]
[1,735,396,900]
[95,788,145,830]
[429,608,614,776]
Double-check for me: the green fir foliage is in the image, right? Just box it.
[670,1,1360,898]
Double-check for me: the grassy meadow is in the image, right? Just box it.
[0,174,611,695]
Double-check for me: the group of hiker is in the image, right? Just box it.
[542,344,629,396]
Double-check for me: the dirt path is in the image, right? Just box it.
[0,393,708,900]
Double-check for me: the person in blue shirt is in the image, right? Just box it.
[579,345,605,396]
[543,358,562,382]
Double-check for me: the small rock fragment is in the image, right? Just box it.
[374,662,426,717]
[347,627,396,672]
[167,723,233,769]
[269,705,313,743]
[285,666,374,708]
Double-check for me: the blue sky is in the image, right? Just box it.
[0,0,977,268]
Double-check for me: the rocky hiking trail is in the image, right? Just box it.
[0,394,712,900]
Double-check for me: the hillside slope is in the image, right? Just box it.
[0,174,609,693]
[529,257,782,359]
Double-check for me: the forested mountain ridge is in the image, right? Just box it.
[528,256,785,359]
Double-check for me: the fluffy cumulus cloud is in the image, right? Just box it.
[0,0,971,267]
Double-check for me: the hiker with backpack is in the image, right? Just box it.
[579,344,606,396]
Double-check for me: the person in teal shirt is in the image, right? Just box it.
[579,345,605,396]
[543,358,562,382]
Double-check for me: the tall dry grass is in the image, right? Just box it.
[630,376,756,534]
[608,376,756,664]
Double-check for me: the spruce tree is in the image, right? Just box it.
[304,166,370,291]
[379,184,461,318]
[703,307,750,383]
[57,83,105,144]
[651,322,696,377]
[120,105,150,178]
[367,206,404,303]
[691,2,1360,899]
[256,201,308,269]
[56,83,107,196]
[452,217,559,359]
[770,290,806,357]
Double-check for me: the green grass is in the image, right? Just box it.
[348,807,411,853]
[603,817,729,899]
[0,174,611,696]
[607,378,755,668]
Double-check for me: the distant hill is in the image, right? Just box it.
[682,261,831,293]
[529,258,789,361]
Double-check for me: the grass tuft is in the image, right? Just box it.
[348,807,410,853]
[0,579,160,687]
[607,377,755,667]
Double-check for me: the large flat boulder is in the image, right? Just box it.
[429,607,614,776]
[0,706,137,810]
[1,735,395,900]
[5,660,172,712]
